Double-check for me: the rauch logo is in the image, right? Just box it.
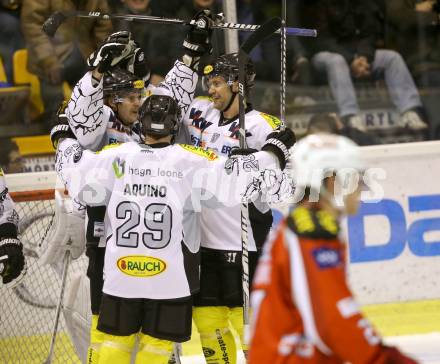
[117,256,167,277]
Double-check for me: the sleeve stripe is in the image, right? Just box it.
[285,229,333,355]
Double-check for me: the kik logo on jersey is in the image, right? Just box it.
[190,108,213,131]
[117,256,167,277]
[112,157,125,178]
[228,121,252,139]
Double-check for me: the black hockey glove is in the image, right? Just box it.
[0,238,27,288]
[262,128,296,170]
[87,31,137,73]
[50,102,76,148]
[119,47,151,84]
[228,147,258,157]
[183,10,215,70]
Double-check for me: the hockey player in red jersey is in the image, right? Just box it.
[249,133,418,364]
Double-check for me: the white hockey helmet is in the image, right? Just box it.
[291,133,365,200]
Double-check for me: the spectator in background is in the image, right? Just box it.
[0,139,24,173]
[297,0,427,133]
[307,112,380,146]
[21,0,112,125]
[0,0,24,85]
[385,1,440,139]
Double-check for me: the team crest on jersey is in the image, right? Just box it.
[117,256,167,277]
[112,157,125,178]
[228,121,252,139]
[179,144,218,161]
[312,247,341,269]
[189,108,213,131]
[260,112,281,129]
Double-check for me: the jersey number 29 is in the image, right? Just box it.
[115,201,172,249]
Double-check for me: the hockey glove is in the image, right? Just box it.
[262,128,296,170]
[183,10,215,70]
[120,47,151,84]
[0,238,27,288]
[87,31,137,73]
[50,103,76,148]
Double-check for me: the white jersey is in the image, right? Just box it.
[56,139,279,299]
[66,60,198,151]
[0,169,19,238]
[183,96,282,251]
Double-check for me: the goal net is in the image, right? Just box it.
[0,171,88,364]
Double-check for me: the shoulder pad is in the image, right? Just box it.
[179,144,218,161]
[96,143,122,154]
[287,207,339,239]
[259,112,281,130]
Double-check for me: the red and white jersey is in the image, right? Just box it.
[0,169,19,237]
[56,139,279,299]
[66,61,198,151]
[249,206,406,364]
[183,96,282,251]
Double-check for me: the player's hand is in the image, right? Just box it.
[119,47,151,84]
[262,128,296,169]
[383,346,419,364]
[0,238,27,288]
[87,31,137,73]
[183,10,215,69]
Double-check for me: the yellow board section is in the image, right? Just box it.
[362,300,440,336]
[179,144,218,161]
[259,112,281,130]
[12,135,54,156]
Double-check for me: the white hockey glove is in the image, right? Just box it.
[87,31,137,73]
[0,237,27,288]
[39,190,86,265]
[183,10,215,70]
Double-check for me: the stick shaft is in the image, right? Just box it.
[280,0,287,130]
[44,11,317,38]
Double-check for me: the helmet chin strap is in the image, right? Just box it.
[221,89,237,114]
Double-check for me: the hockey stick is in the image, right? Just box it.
[238,17,282,348]
[42,249,70,364]
[280,0,287,131]
[42,10,317,38]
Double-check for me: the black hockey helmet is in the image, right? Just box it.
[139,95,181,139]
[103,67,145,101]
[202,53,256,90]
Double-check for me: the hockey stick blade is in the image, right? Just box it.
[42,11,68,37]
[240,17,282,55]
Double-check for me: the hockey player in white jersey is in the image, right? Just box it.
[182,53,287,363]
[51,13,214,363]
[0,169,26,288]
[53,93,295,364]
